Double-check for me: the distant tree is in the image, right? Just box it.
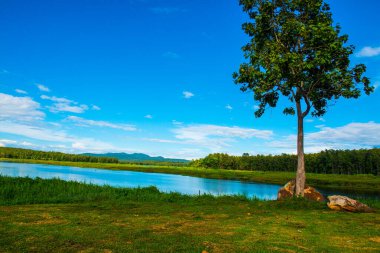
[233,0,373,196]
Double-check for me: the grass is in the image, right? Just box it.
[1,158,380,194]
[0,176,379,252]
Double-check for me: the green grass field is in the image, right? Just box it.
[0,176,379,252]
[1,158,380,194]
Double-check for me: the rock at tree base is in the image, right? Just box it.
[277,179,325,202]
[327,195,373,212]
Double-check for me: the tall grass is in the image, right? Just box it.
[1,176,378,210]
[0,176,251,206]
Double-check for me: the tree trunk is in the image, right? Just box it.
[295,100,305,196]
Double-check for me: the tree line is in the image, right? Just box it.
[190,149,380,175]
[0,147,119,164]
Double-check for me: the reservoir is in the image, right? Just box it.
[0,162,281,200]
[0,162,377,200]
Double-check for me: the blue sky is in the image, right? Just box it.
[0,0,379,159]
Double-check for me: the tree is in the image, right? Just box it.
[233,0,373,196]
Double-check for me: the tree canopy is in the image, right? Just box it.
[233,0,373,118]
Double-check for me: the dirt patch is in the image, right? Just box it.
[111,220,130,227]
[151,219,237,237]
[369,237,380,243]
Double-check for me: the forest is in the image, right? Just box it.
[0,147,119,164]
[1,147,379,175]
[190,149,380,175]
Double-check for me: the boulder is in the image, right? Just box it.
[327,195,373,212]
[277,179,325,202]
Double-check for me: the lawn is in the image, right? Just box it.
[0,176,379,252]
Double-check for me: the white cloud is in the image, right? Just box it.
[0,139,36,148]
[174,124,272,141]
[172,124,273,151]
[36,84,50,92]
[66,139,122,153]
[66,116,137,131]
[63,139,133,153]
[265,121,380,154]
[172,120,183,125]
[183,91,194,99]
[51,103,88,113]
[92,105,101,110]
[374,81,379,91]
[0,93,45,121]
[356,46,380,57]
[226,104,233,110]
[253,105,260,110]
[163,51,180,59]
[145,114,153,119]
[72,142,86,150]
[0,121,71,142]
[20,141,35,147]
[144,124,273,155]
[41,95,71,103]
[15,89,27,94]
[307,122,380,147]
[0,139,17,146]
[0,94,135,154]
[162,121,380,157]
[156,148,203,160]
[41,95,89,114]
[144,138,180,144]
[0,120,127,153]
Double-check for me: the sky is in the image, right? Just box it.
[0,0,379,159]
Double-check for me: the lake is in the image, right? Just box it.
[0,162,281,200]
[1,162,377,200]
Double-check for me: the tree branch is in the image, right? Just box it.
[301,94,311,118]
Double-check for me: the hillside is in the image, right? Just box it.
[82,152,189,163]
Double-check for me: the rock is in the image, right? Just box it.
[327,195,373,212]
[277,179,325,202]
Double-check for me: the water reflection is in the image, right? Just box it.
[0,162,281,200]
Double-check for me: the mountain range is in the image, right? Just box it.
[81,152,189,163]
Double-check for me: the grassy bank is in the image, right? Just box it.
[1,158,380,194]
[0,176,379,252]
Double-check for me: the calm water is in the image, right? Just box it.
[0,162,281,200]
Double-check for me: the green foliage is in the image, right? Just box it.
[191,148,380,175]
[0,147,118,163]
[233,0,373,118]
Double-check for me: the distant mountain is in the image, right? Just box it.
[81,152,189,163]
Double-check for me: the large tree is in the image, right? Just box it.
[233,0,373,196]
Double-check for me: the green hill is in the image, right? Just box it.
[81,152,189,163]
